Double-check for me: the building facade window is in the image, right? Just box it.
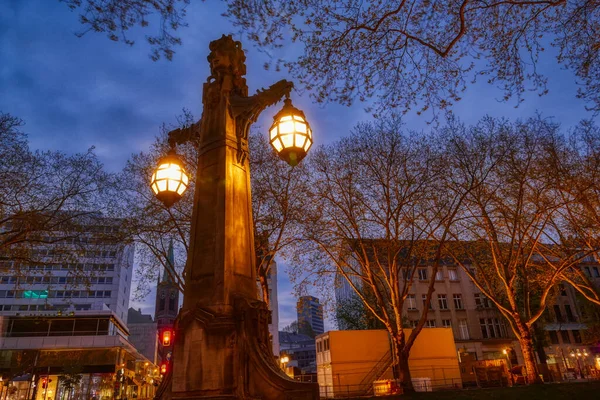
[406,294,416,310]
[453,294,463,309]
[549,330,559,344]
[458,319,469,340]
[422,294,433,310]
[438,294,448,310]
[435,271,443,281]
[554,305,564,322]
[479,318,506,339]
[564,304,576,322]
[442,319,451,327]
[448,269,458,281]
[572,330,582,343]
[418,269,428,281]
[426,320,436,328]
[560,330,570,344]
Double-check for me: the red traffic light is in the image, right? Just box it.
[162,330,173,346]
[41,378,47,389]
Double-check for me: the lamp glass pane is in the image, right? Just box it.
[278,120,295,134]
[182,173,189,185]
[272,138,283,152]
[270,127,278,140]
[296,134,307,149]
[304,139,312,152]
[293,115,305,122]
[281,134,294,148]
[295,121,307,133]
[176,185,186,195]
[157,180,167,192]
[156,167,170,180]
[166,166,182,180]
[308,128,312,139]
[167,179,179,192]
[280,116,293,122]
[152,183,159,194]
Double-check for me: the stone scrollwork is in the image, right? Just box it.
[166,35,293,166]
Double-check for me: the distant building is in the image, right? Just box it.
[316,329,461,397]
[334,242,520,367]
[127,307,158,364]
[0,216,157,400]
[154,241,179,364]
[297,296,324,336]
[279,331,316,374]
[0,216,134,321]
[334,240,600,381]
[0,310,159,400]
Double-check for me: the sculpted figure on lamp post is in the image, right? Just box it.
[168,35,293,164]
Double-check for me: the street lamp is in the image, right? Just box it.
[150,148,189,207]
[280,355,290,376]
[148,35,318,399]
[570,350,585,378]
[269,97,313,167]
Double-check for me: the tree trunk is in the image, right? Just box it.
[397,349,414,393]
[516,324,543,384]
[391,334,414,393]
[532,323,548,365]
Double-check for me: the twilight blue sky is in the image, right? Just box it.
[0,1,596,330]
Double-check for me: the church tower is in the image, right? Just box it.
[155,240,180,363]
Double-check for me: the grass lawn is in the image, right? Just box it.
[370,381,600,400]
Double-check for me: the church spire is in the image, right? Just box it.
[163,239,175,283]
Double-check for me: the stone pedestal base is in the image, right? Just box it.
[155,297,318,400]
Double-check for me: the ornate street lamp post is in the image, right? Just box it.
[150,35,318,400]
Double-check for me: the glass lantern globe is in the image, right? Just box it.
[269,98,313,166]
[150,150,189,207]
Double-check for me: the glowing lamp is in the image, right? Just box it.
[269,98,313,166]
[162,330,173,346]
[160,363,167,374]
[150,149,189,207]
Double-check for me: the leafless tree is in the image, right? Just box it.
[295,119,471,392]
[544,120,600,306]
[114,112,196,298]
[250,133,312,306]
[61,0,190,61]
[62,1,600,115]
[116,113,307,306]
[442,116,598,384]
[0,111,118,282]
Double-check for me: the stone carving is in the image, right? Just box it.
[168,35,292,165]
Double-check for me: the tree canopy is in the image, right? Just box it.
[63,1,600,116]
[0,111,117,277]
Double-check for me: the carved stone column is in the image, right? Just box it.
[156,35,318,400]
